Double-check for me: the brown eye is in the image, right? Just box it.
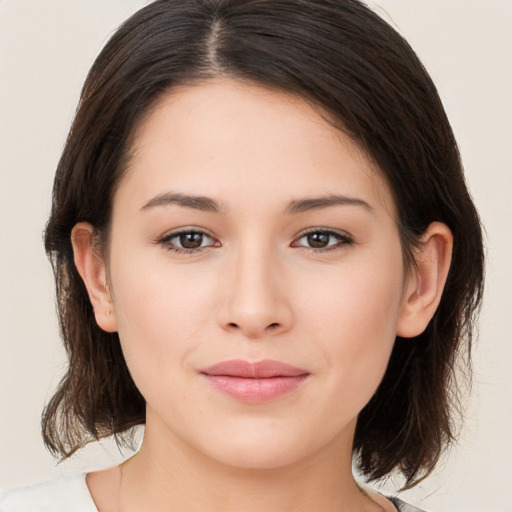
[306,232,330,248]
[292,229,354,252]
[159,229,219,253]
[179,232,204,249]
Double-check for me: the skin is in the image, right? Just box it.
[73,79,453,512]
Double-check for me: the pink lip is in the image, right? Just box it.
[200,359,310,404]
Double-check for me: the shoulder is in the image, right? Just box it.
[362,484,428,512]
[0,473,97,512]
[389,497,428,512]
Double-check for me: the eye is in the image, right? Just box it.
[291,229,353,252]
[159,229,220,254]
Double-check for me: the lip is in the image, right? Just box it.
[200,359,310,404]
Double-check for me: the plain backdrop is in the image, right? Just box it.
[0,1,511,511]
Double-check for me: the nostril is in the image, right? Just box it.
[268,323,280,329]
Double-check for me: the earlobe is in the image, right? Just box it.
[71,222,118,333]
[397,222,453,338]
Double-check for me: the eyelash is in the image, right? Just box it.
[158,229,219,254]
[291,228,354,253]
[158,228,354,254]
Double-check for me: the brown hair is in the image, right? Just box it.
[43,0,484,488]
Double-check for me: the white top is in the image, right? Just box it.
[0,474,97,512]
[0,474,423,512]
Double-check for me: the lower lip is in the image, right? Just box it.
[202,374,309,404]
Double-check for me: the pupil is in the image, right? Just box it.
[308,232,329,248]
[180,232,203,249]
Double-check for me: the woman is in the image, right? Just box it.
[0,0,484,511]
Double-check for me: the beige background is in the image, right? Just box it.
[0,1,511,511]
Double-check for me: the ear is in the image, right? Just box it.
[397,222,453,338]
[71,222,118,333]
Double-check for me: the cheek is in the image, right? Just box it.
[304,248,404,335]
[108,254,220,381]
[302,250,405,405]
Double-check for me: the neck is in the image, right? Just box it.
[114,418,386,512]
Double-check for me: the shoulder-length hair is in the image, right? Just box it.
[43,0,484,488]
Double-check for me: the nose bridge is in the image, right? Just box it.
[218,239,292,337]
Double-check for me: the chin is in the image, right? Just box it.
[209,445,304,471]
[194,425,327,471]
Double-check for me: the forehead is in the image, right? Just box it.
[119,78,396,217]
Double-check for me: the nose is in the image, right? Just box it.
[217,246,293,339]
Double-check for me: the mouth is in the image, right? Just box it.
[199,359,310,404]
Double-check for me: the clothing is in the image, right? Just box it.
[0,473,426,511]
[389,497,427,512]
[0,474,96,512]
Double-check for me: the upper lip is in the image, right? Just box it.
[200,359,309,378]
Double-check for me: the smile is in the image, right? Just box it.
[199,359,310,404]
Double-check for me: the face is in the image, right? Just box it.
[105,79,409,469]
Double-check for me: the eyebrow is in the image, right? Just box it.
[140,192,225,214]
[285,194,373,214]
[140,191,372,215]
